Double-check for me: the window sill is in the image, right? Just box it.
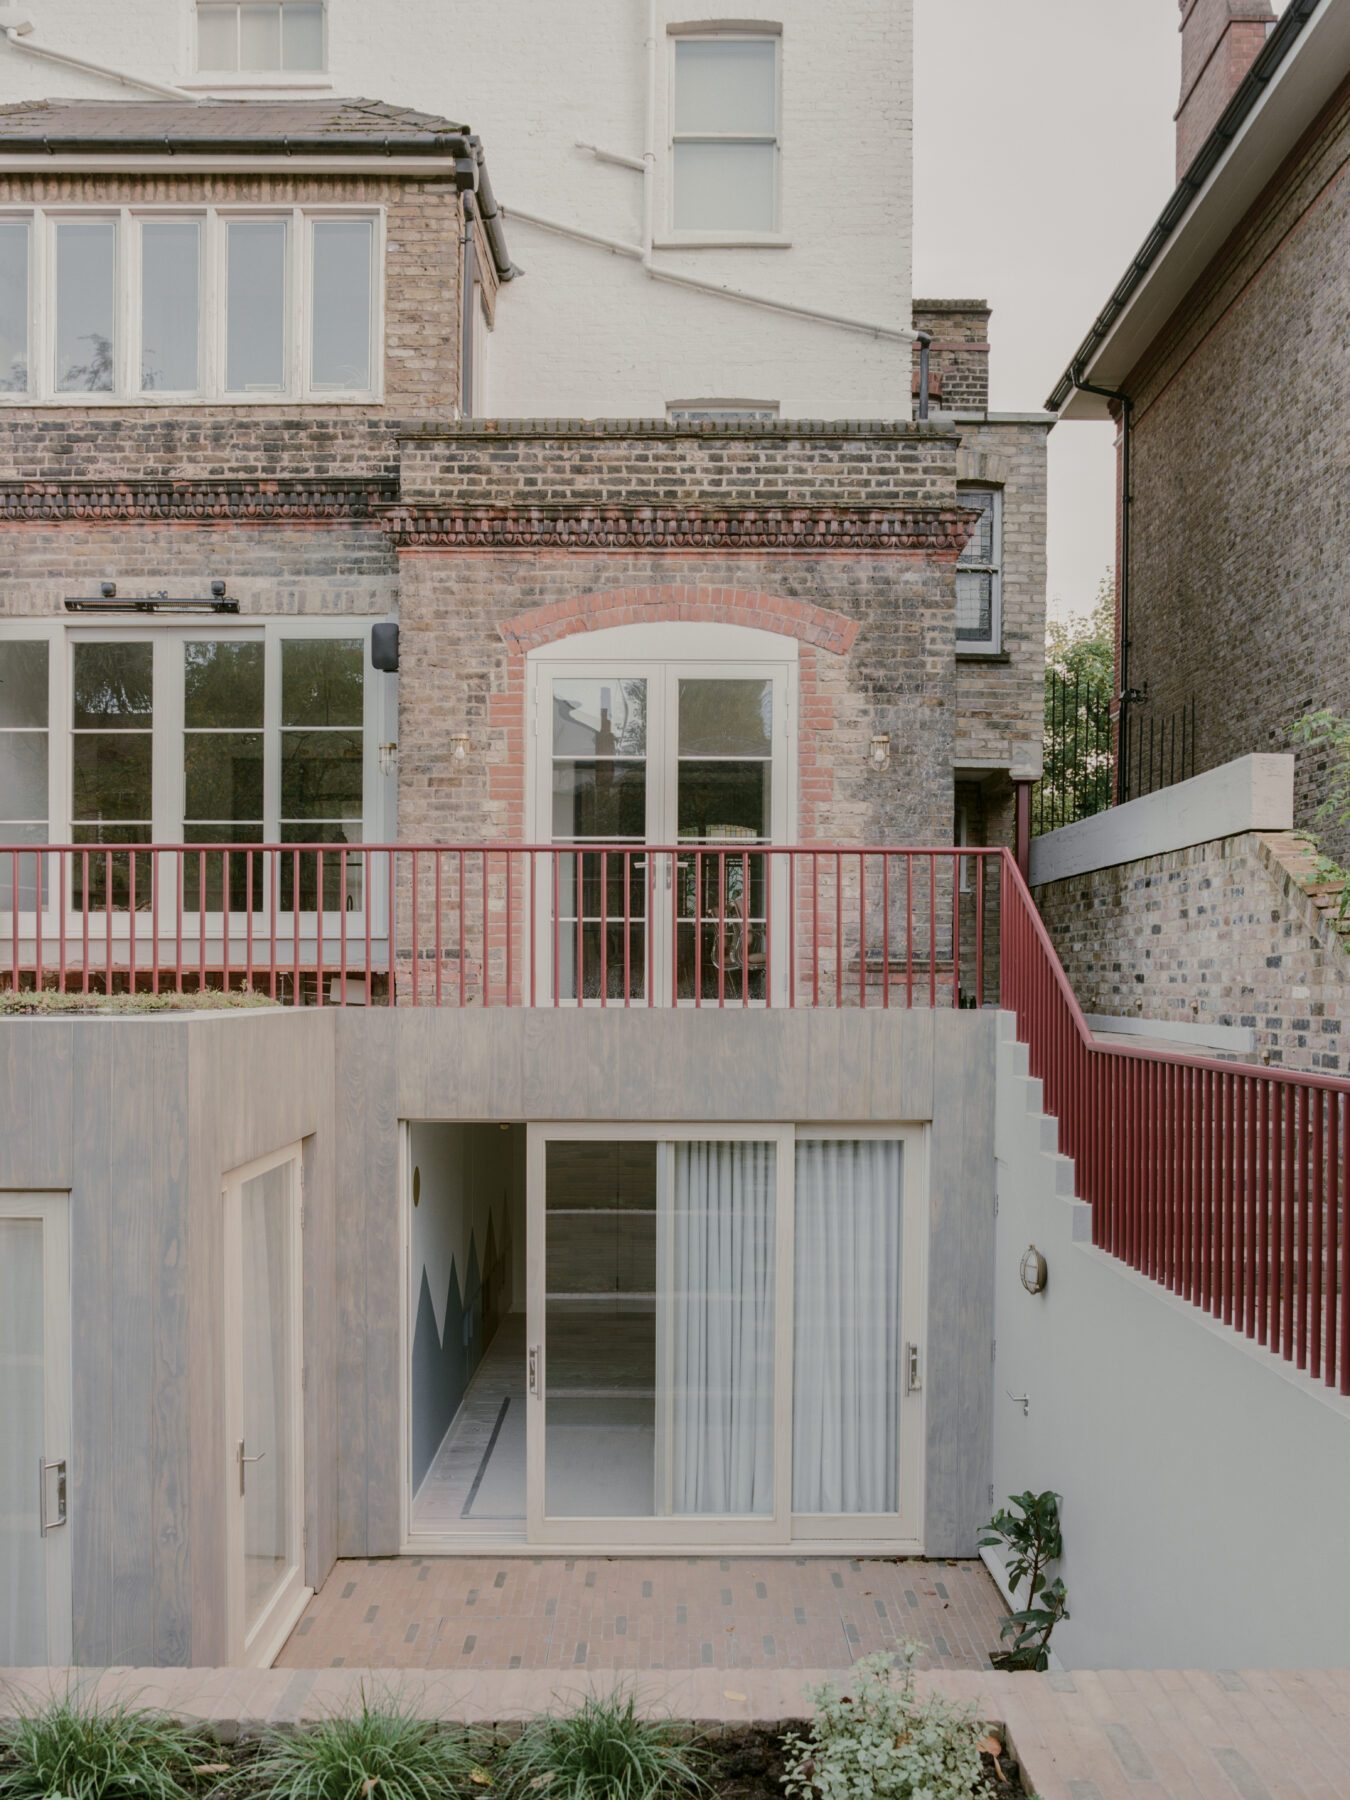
[0,393,383,408]
[955,648,1010,664]
[183,74,332,89]
[652,235,792,251]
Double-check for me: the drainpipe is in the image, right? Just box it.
[642,0,657,260]
[460,206,476,418]
[915,330,932,422]
[1014,782,1032,884]
[2,22,203,101]
[1070,364,1134,805]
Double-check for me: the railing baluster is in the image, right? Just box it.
[1311,1085,1324,1380]
[316,850,325,1008]
[1327,1094,1339,1386]
[1283,1084,1296,1360]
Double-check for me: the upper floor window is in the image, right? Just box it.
[667,401,779,423]
[196,1,326,72]
[0,207,380,405]
[672,34,779,234]
[955,487,1003,653]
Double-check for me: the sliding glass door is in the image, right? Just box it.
[524,1125,924,1549]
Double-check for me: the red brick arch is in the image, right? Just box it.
[499,584,859,657]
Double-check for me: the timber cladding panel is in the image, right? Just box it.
[0,171,464,413]
[1120,68,1350,860]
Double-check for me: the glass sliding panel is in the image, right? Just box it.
[280,638,362,909]
[550,679,647,1001]
[55,222,116,393]
[0,221,30,394]
[239,1,282,67]
[310,219,372,391]
[226,220,287,393]
[545,1140,657,1518]
[673,142,775,232]
[71,642,153,909]
[0,640,48,909]
[239,1161,295,1637]
[0,1217,45,1663]
[676,678,771,1000]
[141,221,200,393]
[183,640,265,911]
[196,3,238,68]
[675,40,777,135]
[663,1140,775,1516]
[792,1139,904,1514]
[281,2,325,70]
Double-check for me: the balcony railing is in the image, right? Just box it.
[0,842,1001,1010]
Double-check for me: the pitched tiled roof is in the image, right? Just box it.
[0,97,472,149]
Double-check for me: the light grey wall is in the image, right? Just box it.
[0,1011,337,1668]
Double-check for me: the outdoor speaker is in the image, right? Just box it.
[371,622,399,672]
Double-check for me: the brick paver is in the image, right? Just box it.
[275,1555,1006,1673]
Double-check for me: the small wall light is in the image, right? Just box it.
[378,742,398,778]
[869,732,891,771]
[450,733,470,761]
[1019,1244,1048,1295]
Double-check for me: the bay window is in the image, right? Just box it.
[0,207,381,403]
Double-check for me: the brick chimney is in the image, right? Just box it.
[1176,0,1274,180]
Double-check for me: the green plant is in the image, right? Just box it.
[1038,571,1117,829]
[1286,711,1350,918]
[0,1687,209,1800]
[237,1689,476,1800]
[495,1688,705,1800]
[781,1647,985,1800]
[979,1489,1069,1672]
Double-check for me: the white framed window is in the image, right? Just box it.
[666,401,780,423]
[0,206,382,404]
[955,485,1003,653]
[670,31,781,235]
[196,1,326,72]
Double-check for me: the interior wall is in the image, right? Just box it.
[408,1123,523,1493]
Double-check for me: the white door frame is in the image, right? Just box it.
[222,1141,310,1666]
[0,1191,72,1665]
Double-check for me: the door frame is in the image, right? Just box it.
[222,1141,309,1667]
[0,1191,72,1665]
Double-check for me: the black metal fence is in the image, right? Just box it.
[1033,678,1198,836]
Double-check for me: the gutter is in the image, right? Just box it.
[1046,0,1323,411]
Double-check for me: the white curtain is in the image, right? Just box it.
[0,1217,47,1662]
[793,1139,904,1514]
[668,1140,776,1516]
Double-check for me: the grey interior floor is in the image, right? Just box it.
[412,1314,527,1536]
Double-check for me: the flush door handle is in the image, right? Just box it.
[38,1457,67,1536]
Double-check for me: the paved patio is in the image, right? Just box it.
[276,1555,1007,1671]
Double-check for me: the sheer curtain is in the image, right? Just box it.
[667,1140,776,1516]
[793,1139,904,1514]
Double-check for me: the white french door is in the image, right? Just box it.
[532,647,794,1005]
[0,1193,72,1666]
[522,1124,927,1551]
[223,1145,308,1665]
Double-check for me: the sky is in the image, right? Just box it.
[913,0,1246,624]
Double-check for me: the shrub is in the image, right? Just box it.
[781,1648,984,1800]
[495,1688,705,1800]
[980,1489,1069,1672]
[237,1689,476,1800]
[0,1688,208,1800]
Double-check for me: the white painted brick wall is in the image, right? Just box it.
[0,0,914,416]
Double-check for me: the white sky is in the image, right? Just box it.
[913,0,1283,624]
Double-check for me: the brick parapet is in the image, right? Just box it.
[1034,828,1350,1072]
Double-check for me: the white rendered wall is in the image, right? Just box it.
[992,1017,1350,1669]
[0,0,914,417]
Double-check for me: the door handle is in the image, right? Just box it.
[237,1439,267,1496]
[38,1457,67,1536]
[528,1344,542,1398]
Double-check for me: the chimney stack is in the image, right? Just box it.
[1176,0,1275,180]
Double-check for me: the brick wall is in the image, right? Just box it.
[1176,0,1274,179]
[1035,830,1350,1073]
[912,301,991,414]
[0,171,464,415]
[1121,68,1350,861]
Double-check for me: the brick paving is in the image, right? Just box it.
[274,1556,1006,1672]
[6,1663,1350,1799]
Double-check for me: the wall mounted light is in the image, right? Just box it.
[1019,1244,1048,1295]
[869,733,891,771]
[378,742,398,778]
[450,733,470,761]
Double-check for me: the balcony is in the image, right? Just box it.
[0,842,1001,1009]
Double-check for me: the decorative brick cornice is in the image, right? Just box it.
[0,479,398,525]
[389,507,975,555]
[500,585,861,657]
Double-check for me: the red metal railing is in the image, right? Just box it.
[0,842,999,1011]
[1000,855,1350,1397]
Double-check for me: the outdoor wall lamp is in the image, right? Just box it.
[869,733,891,770]
[1019,1244,1048,1295]
[378,742,398,778]
[65,579,237,614]
[450,733,470,761]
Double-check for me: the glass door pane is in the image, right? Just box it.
[184,640,265,913]
[792,1139,904,1514]
[239,1161,296,1637]
[0,1218,46,1661]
